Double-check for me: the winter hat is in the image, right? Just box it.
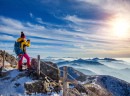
[21,31,25,38]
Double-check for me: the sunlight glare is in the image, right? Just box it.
[113,19,129,37]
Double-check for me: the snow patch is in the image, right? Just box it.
[0,69,63,96]
[4,61,10,65]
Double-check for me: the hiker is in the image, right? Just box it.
[17,32,31,71]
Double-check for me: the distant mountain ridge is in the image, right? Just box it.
[57,58,103,66]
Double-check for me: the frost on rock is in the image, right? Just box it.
[84,75,130,96]
[97,75,130,96]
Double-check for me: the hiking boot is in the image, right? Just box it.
[27,67,33,71]
[19,68,23,71]
[18,65,23,71]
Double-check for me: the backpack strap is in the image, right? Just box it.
[19,53,24,60]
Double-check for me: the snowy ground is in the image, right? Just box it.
[0,68,63,96]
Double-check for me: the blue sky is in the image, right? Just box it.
[0,0,130,59]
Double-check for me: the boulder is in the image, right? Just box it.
[5,53,17,67]
[24,80,44,93]
[31,58,60,83]
[24,80,51,94]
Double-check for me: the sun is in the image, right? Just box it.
[113,19,129,37]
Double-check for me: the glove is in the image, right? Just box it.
[27,39,30,42]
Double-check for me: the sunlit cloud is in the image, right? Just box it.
[64,15,106,25]
[76,0,129,11]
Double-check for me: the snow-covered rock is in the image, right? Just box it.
[24,80,45,93]
[84,75,130,96]
[31,58,60,83]
[0,68,63,96]
[96,75,130,96]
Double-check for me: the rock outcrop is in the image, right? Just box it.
[97,75,130,96]
[84,75,130,96]
[24,80,46,93]
[84,83,113,96]
[0,50,17,68]
[31,58,60,83]
[24,77,62,94]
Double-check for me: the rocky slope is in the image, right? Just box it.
[83,75,130,96]
[96,75,130,96]
[60,66,130,96]
[0,50,17,68]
